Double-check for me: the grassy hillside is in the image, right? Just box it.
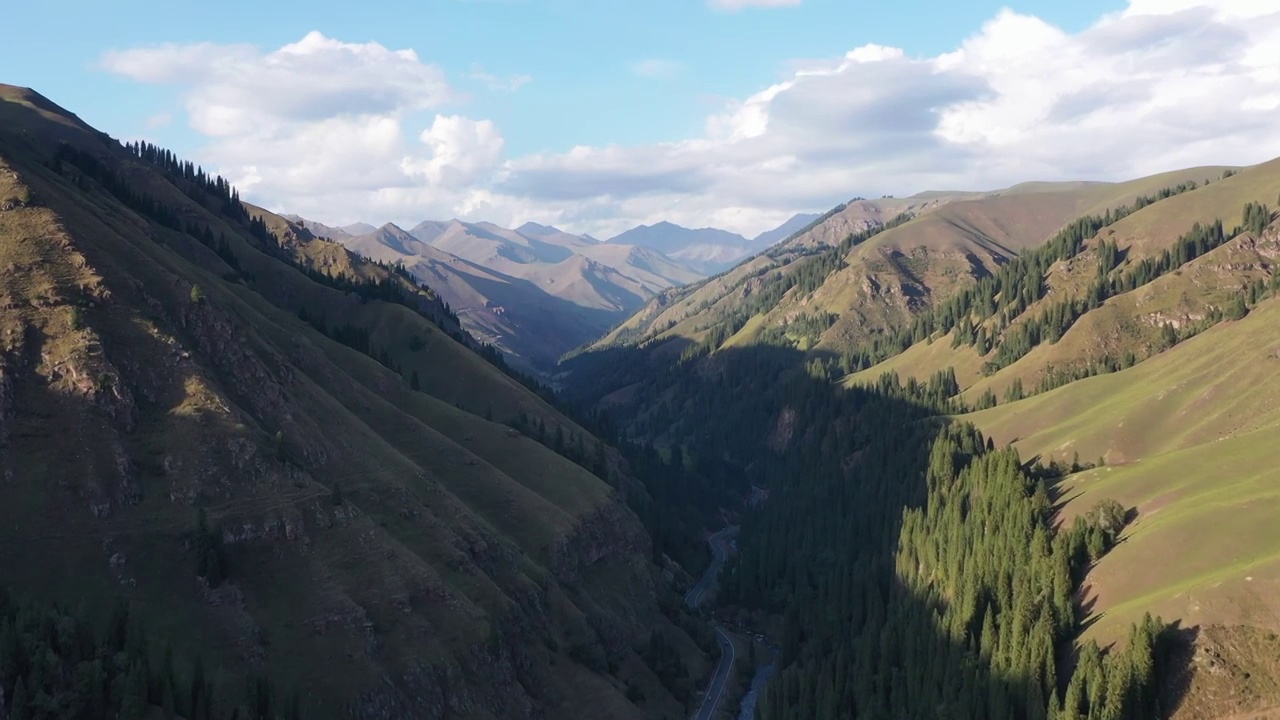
[593,165,1240,371]
[0,85,707,719]
[838,179,1280,716]
[954,294,1280,715]
[575,146,1280,717]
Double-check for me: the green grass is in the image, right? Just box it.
[1052,426,1280,644]
[844,331,985,389]
[720,313,768,349]
[967,295,1280,464]
[961,296,1280,644]
[836,192,1280,650]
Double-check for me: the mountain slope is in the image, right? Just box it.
[595,165,1238,364]
[961,293,1280,720]
[0,85,705,719]
[282,213,355,241]
[750,212,821,249]
[567,154,1280,718]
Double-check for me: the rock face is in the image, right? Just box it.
[0,89,696,719]
[551,499,650,585]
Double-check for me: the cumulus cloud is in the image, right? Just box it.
[499,0,1280,236]
[102,32,456,136]
[404,116,505,187]
[102,3,1280,238]
[99,32,496,223]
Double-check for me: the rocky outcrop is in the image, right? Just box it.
[178,287,331,469]
[549,499,649,586]
[220,508,308,545]
[57,334,138,431]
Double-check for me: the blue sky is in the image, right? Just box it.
[4,1,1278,237]
[9,0,1121,156]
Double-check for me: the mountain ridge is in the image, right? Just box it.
[0,83,709,719]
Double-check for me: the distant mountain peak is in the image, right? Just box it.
[342,221,377,236]
[752,212,823,249]
[604,221,749,273]
[516,221,561,235]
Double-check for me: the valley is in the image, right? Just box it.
[4,4,1280,717]
[563,157,1280,719]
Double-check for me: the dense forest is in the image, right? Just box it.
[0,587,299,720]
[568,335,1179,719]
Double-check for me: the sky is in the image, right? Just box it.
[5,0,1280,239]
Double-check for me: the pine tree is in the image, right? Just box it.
[9,676,28,720]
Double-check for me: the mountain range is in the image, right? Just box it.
[286,217,702,371]
[605,213,820,274]
[287,213,816,372]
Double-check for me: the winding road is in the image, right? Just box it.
[686,527,738,720]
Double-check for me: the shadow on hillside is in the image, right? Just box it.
[448,268,636,370]
[561,339,1199,718]
[1158,623,1201,718]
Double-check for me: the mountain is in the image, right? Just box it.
[281,214,354,240]
[567,159,1280,717]
[605,214,841,274]
[595,167,1236,355]
[607,221,750,274]
[0,85,708,719]
[607,221,745,256]
[750,212,821,248]
[329,218,702,371]
[341,221,377,236]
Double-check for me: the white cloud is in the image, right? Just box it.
[101,32,457,138]
[404,115,505,187]
[102,3,1280,239]
[709,0,801,10]
[499,0,1280,236]
[468,64,532,92]
[631,59,683,79]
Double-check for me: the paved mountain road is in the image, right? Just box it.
[687,527,738,720]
